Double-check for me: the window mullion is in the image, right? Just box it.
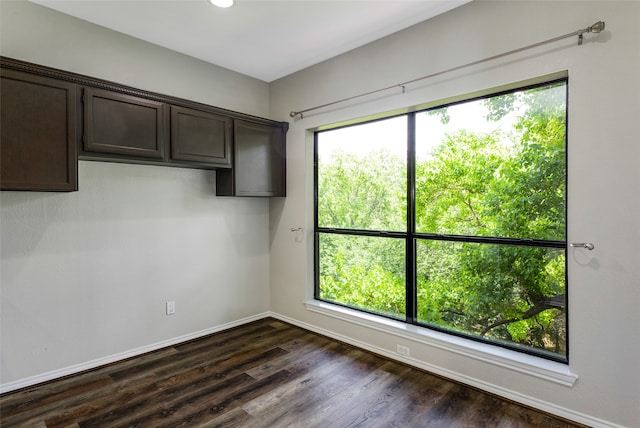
[406,113,417,324]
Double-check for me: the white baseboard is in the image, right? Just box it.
[0,312,270,395]
[268,310,623,428]
[1,310,622,428]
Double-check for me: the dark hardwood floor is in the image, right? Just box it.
[0,318,585,427]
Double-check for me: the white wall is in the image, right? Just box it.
[269,1,640,427]
[1,0,272,388]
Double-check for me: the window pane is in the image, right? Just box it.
[416,240,566,359]
[415,82,566,241]
[317,116,407,232]
[318,233,406,319]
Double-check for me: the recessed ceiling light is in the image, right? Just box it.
[209,0,234,8]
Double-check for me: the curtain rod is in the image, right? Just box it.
[289,20,605,119]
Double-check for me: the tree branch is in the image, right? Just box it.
[463,197,487,229]
[479,294,565,336]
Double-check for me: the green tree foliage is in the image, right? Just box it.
[318,149,406,231]
[416,130,508,236]
[319,235,406,319]
[317,82,567,358]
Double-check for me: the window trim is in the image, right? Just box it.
[314,76,569,364]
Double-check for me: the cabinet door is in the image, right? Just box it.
[83,87,166,159]
[170,106,232,168]
[217,120,286,197]
[1,69,78,191]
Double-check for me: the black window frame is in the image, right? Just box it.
[314,77,569,364]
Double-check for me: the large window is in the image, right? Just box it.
[315,79,568,362]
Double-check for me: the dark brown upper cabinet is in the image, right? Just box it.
[1,57,288,197]
[216,120,287,197]
[170,106,232,168]
[0,67,78,191]
[83,87,166,160]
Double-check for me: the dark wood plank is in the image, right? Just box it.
[374,369,455,427]
[306,362,411,428]
[421,383,486,427]
[242,348,389,427]
[0,317,587,428]
[73,347,288,428]
[199,406,257,428]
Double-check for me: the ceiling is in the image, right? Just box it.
[29,0,470,82]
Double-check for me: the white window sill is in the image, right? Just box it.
[304,299,578,387]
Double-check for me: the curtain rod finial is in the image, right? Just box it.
[589,21,605,33]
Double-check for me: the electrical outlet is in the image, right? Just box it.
[397,344,410,357]
[166,301,176,315]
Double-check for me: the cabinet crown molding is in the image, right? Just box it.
[0,56,288,130]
